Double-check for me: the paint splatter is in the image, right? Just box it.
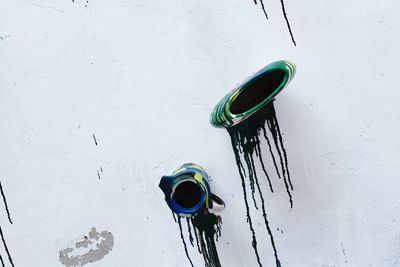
[341,243,348,265]
[253,0,296,46]
[92,134,98,146]
[176,211,222,267]
[227,101,291,267]
[59,227,113,267]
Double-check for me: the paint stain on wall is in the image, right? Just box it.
[227,101,291,267]
[176,211,222,267]
[92,134,98,146]
[59,227,113,267]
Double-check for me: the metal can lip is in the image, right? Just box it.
[210,60,296,128]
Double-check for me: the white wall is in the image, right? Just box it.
[1,0,400,266]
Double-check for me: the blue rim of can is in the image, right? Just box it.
[159,163,212,217]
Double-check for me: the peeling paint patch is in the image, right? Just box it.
[59,227,113,267]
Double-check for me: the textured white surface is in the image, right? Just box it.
[1,0,400,266]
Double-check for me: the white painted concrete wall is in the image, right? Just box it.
[1,0,400,266]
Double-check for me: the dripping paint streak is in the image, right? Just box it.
[255,138,274,192]
[259,0,268,19]
[226,101,292,266]
[253,0,295,45]
[198,231,210,267]
[92,134,98,146]
[171,211,177,222]
[229,135,263,267]
[253,168,281,267]
[266,112,293,208]
[0,226,14,267]
[191,212,222,267]
[177,217,194,267]
[279,0,296,46]
[267,117,286,181]
[227,101,293,206]
[97,170,101,180]
[0,254,4,267]
[248,143,281,266]
[237,157,263,267]
[247,152,261,209]
[186,218,194,247]
[245,154,259,210]
[0,181,12,224]
[274,115,293,190]
[261,126,282,180]
[191,218,202,254]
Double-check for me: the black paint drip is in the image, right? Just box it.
[279,0,296,46]
[0,180,14,267]
[172,211,177,222]
[258,0,268,19]
[0,181,12,224]
[0,226,14,267]
[187,218,195,247]
[178,216,195,267]
[253,0,296,46]
[191,212,222,267]
[227,100,291,267]
[176,212,222,267]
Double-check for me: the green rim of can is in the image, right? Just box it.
[210,60,296,128]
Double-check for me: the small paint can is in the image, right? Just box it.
[159,163,225,217]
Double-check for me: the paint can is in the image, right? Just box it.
[210,60,296,128]
[159,163,225,217]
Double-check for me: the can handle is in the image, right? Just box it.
[209,193,225,212]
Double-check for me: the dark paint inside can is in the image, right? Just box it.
[173,181,202,208]
[230,70,285,115]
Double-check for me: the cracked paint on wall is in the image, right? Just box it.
[59,227,113,267]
